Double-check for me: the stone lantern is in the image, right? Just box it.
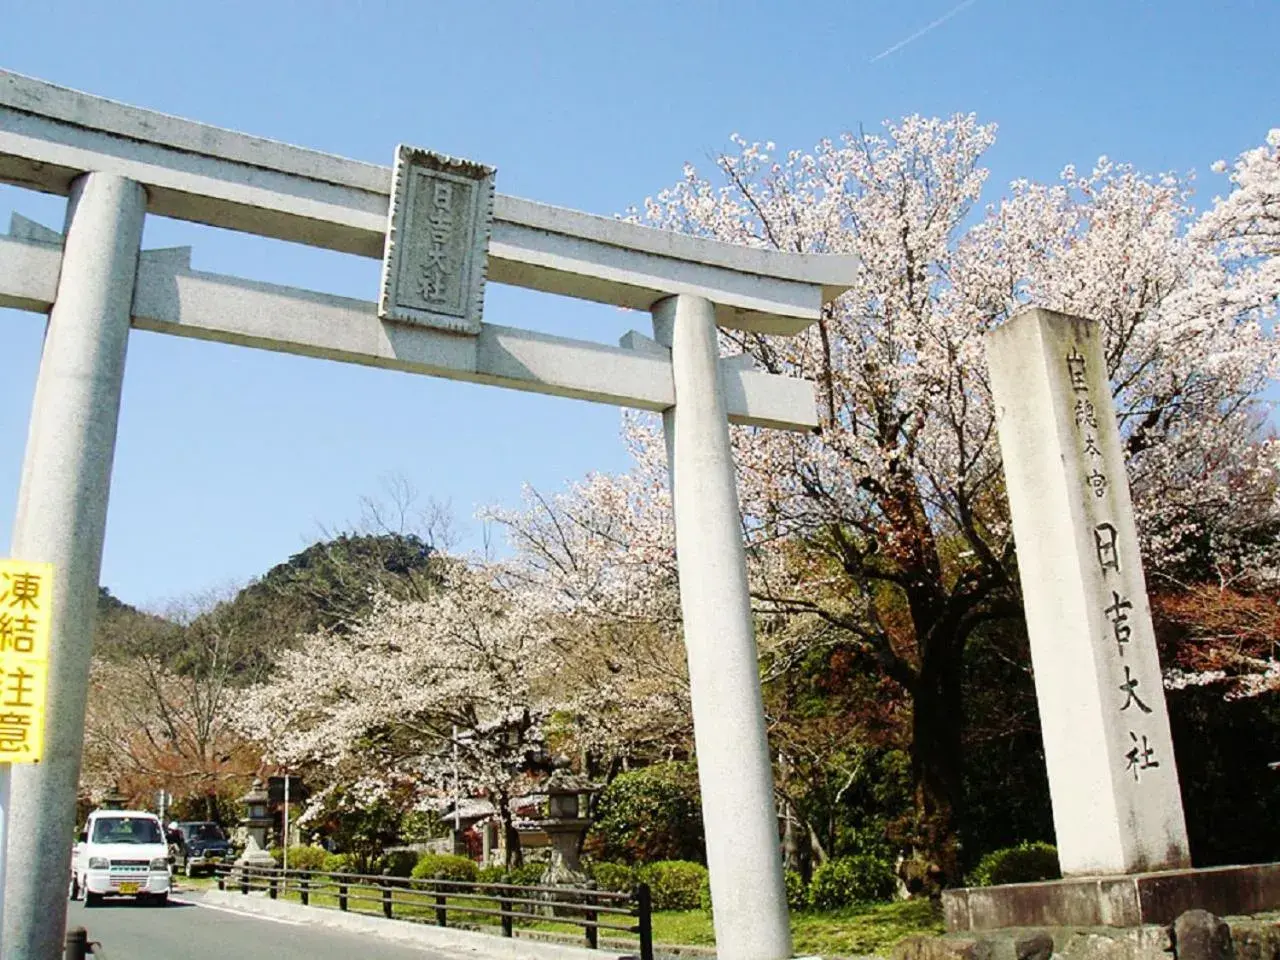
[100,784,127,810]
[532,764,598,888]
[234,778,276,870]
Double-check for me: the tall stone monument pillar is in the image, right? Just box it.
[986,308,1190,877]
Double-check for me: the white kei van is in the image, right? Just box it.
[69,809,172,906]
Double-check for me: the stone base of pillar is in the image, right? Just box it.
[896,912,1280,960]
[234,836,278,872]
[942,862,1280,932]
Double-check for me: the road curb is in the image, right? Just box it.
[196,889,637,960]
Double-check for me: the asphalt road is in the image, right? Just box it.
[65,892,456,960]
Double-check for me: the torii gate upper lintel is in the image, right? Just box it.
[0,68,854,960]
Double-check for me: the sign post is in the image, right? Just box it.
[267,774,304,882]
[0,559,54,960]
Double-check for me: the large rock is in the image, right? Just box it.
[892,934,981,960]
[1171,910,1231,960]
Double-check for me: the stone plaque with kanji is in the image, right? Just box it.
[378,145,496,334]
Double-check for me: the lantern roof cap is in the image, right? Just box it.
[241,778,269,804]
[543,767,597,797]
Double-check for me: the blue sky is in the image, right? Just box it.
[0,0,1276,608]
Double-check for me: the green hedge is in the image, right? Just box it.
[968,842,1060,887]
[284,845,328,871]
[505,863,547,886]
[378,850,420,878]
[476,864,507,893]
[810,855,896,909]
[475,862,546,889]
[410,853,480,882]
[590,861,636,893]
[322,852,358,875]
[638,860,707,910]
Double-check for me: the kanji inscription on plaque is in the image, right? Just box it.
[378,145,496,334]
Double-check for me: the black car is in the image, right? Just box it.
[169,821,233,877]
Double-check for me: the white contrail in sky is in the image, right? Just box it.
[869,0,978,63]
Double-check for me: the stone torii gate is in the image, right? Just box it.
[0,71,852,960]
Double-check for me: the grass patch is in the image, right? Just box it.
[792,899,944,956]
[649,909,716,945]
[637,899,941,955]
[224,877,942,956]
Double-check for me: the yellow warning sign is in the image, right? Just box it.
[0,560,53,764]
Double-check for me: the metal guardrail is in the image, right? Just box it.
[213,864,653,960]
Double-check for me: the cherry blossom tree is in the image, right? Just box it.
[1200,129,1280,264]
[236,561,556,865]
[485,477,693,774]
[498,119,1278,888]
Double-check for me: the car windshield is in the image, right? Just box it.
[182,823,226,842]
[90,817,163,844]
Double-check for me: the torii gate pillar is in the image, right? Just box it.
[4,172,144,960]
[653,294,792,960]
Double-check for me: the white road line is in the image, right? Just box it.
[171,896,304,926]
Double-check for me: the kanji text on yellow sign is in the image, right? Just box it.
[0,559,53,764]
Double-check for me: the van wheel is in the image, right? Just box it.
[85,892,102,908]
[68,874,81,901]
[151,892,168,907]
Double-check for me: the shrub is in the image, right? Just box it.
[590,861,636,894]
[476,864,508,894]
[968,842,1060,887]
[380,849,421,878]
[473,862,546,888]
[785,870,810,911]
[504,863,547,887]
[285,845,328,871]
[836,817,898,862]
[323,852,358,876]
[267,846,282,864]
[410,853,480,882]
[588,762,705,864]
[810,855,896,909]
[638,860,708,910]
